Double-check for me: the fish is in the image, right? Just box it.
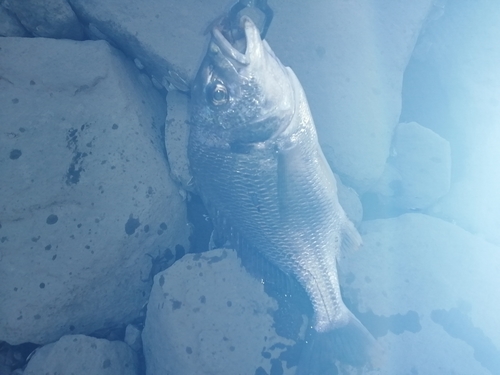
[188,15,379,372]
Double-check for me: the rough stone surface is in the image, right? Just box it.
[339,213,500,375]
[65,0,434,190]
[142,248,298,375]
[372,121,451,210]
[417,0,500,245]
[0,5,29,37]
[0,37,189,345]
[23,334,138,375]
[2,0,84,40]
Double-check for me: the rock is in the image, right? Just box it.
[23,334,138,375]
[371,121,451,210]
[2,0,84,40]
[415,0,500,245]
[0,5,29,37]
[165,90,193,192]
[142,248,298,375]
[124,324,142,353]
[0,37,189,345]
[339,213,500,375]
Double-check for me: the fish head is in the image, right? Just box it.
[190,16,294,145]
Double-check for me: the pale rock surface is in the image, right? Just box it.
[372,121,451,210]
[23,334,138,375]
[65,0,434,190]
[418,0,500,245]
[142,248,298,375]
[0,37,189,345]
[2,0,84,40]
[339,213,500,375]
[0,5,29,37]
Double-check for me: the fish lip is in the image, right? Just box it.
[212,16,257,65]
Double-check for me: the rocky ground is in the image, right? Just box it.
[1,0,500,374]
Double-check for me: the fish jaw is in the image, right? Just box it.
[189,16,294,145]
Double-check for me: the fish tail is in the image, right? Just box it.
[296,311,384,374]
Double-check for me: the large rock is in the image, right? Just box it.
[66,0,434,189]
[23,334,138,375]
[339,213,500,375]
[142,248,299,375]
[416,0,500,245]
[2,0,84,39]
[0,37,189,345]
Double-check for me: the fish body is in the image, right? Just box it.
[188,16,375,367]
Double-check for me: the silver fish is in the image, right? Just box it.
[188,16,377,369]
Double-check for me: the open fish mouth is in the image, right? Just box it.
[212,15,260,66]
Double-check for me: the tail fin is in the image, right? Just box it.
[296,311,384,375]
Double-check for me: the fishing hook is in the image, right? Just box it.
[227,0,274,40]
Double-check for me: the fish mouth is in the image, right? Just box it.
[212,15,260,66]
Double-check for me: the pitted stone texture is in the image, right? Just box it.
[372,121,451,210]
[0,37,189,345]
[2,0,84,39]
[142,248,297,375]
[24,335,138,375]
[339,213,500,375]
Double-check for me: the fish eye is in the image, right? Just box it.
[209,82,228,106]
